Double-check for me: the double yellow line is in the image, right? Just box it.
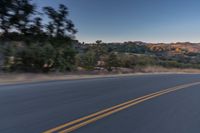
[44,81,200,133]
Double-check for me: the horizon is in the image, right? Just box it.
[81,40,200,44]
[34,0,200,43]
[77,39,200,44]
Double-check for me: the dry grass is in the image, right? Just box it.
[0,67,200,84]
[141,66,200,73]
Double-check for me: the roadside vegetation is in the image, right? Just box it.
[1,0,200,73]
[0,0,77,72]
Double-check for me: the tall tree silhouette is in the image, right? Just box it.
[30,17,44,36]
[0,0,13,35]
[0,0,36,36]
[10,0,36,35]
[43,4,77,38]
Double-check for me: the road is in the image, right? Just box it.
[0,74,200,133]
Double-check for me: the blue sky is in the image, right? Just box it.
[33,0,200,43]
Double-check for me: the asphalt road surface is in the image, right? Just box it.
[0,74,200,133]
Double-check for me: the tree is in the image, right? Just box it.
[0,0,36,39]
[30,17,44,36]
[15,43,56,72]
[0,1,77,72]
[43,4,77,72]
[0,0,13,35]
[28,17,47,42]
[0,0,12,34]
[78,50,97,70]
[10,0,36,35]
[43,4,77,38]
[96,40,102,44]
[118,54,136,68]
[106,52,119,71]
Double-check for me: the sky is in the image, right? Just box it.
[33,0,200,43]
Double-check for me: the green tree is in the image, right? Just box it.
[106,52,119,71]
[43,4,77,72]
[75,49,98,70]
[118,54,136,68]
[15,43,56,72]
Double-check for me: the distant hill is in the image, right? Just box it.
[76,41,200,55]
[147,42,200,54]
[75,41,200,68]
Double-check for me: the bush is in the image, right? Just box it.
[75,50,97,70]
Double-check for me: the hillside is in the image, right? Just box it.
[76,41,200,56]
[74,41,200,71]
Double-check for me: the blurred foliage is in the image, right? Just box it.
[0,0,77,72]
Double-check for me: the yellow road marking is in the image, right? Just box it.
[44,82,200,133]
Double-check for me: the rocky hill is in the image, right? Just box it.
[147,42,200,55]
